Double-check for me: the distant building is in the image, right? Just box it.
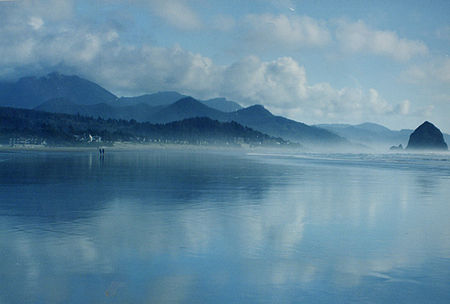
[9,137,46,147]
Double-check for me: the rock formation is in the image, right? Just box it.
[390,144,403,151]
[406,121,448,151]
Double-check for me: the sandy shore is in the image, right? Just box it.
[0,145,99,152]
[0,142,288,153]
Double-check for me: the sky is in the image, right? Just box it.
[0,0,449,132]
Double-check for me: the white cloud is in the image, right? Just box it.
[95,45,223,97]
[336,20,428,61]
[401,57,450,84]
[0,0,419,125]
[395,99,411,115]
[435,59,450,83]
[0,28,413,124]
[148,0,201,30]
[221,56,308,107]
[28,17,44,30]
[97,0,201,30]
[18,0,74,21]
[243,14,331,49]
[279,82,410,122]
[367,88,392,114]
[421,105,434,118]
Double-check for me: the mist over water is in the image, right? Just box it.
[0,149,449,303]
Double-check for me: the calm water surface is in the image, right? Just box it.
[0,149,449,303]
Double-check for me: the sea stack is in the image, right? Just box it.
[406,121,448,151]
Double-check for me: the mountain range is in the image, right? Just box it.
[117,91,242,112]
[0,72,241,112]
[0,73,345,148]
[0,106,287,147]
[2,72,447,150]
[0,72,117,108]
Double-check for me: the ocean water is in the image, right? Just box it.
[0,149,449,303]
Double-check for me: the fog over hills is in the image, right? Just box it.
[229,105,345,146]
[0,72,117,108]
[201,98,242,112]
[0,106,286,147]
[316,122,450,150]
[2,72,448,151]
[149,97,228,124]
[117,92,186,107]
[35,98,163,122]
[39,94,345,147]
[0,73,241,113]
[0,73,346,148]
[118,93,242,112]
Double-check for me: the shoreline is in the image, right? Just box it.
[2,143,447,155]
[0,142,295,153]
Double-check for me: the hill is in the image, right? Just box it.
[3,72,344,148]
[317,123,412,149]
[134,99,345,147]
[36,97,345,147]
[201,97,242,112]
[317,122,450,150]
[0,73,242,113]
[0,106,287,147]
[118,92,242,112]
[117,91,186,107]
[0,72,117,108]
[229,105,345,146]
[35,98,162,121]
[148,97,228,123]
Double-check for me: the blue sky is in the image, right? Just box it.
[0,0,449,131]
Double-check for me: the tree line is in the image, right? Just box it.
[0,107,288,147]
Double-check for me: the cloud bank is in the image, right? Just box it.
[335,20,428,61]
[402,57,450,84]
[0,0,427,125]
[148,0,201,30]
[243,14,331,49]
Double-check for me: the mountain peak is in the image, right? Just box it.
[175,96,198,104]
[200,97,242,112]
[44,72,81,81]
[117,91,187,107]
[151,96,225,123]
[356,122,391,132]
[170,97,204,109]
[46,71,63,78]
[239,104,272,116]
[209,97,226,102]
[0,72,117,108]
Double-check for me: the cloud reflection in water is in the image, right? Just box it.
[0,150,449,303]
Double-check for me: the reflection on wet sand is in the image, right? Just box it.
[0,150,449,303]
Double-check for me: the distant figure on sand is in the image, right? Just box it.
[99,147,105,157]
